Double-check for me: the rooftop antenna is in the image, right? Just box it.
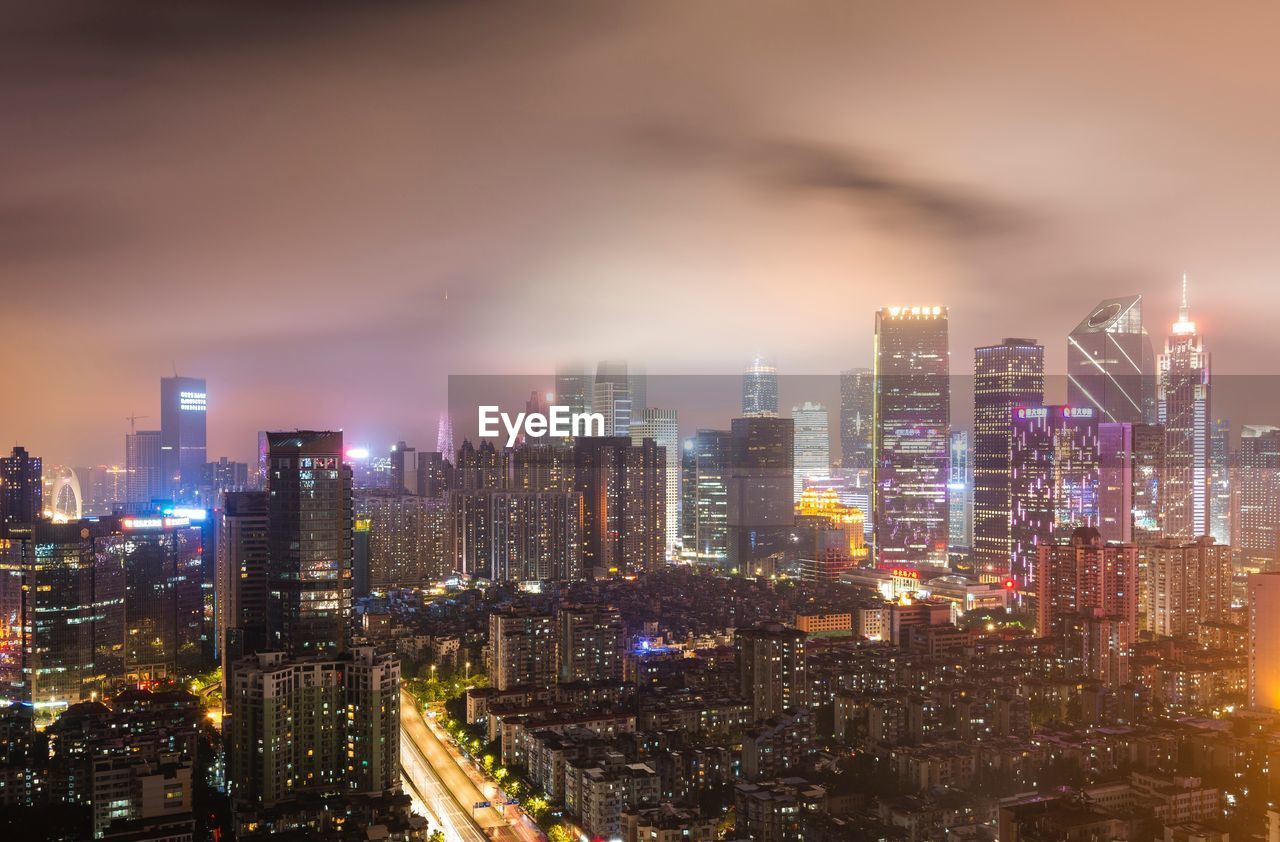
[1180,273,1190,322]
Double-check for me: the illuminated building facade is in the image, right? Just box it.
[594,360,636,436]
[265,430,352,657]
[1098,422,1165,545]
[1209,419,1232,546]
[796,488,868,583]
[555,364,594,418]
[873,306,951,566]
[973,339,1044,579]
[1143,537,1233,637]
[356,488,447,586]
[631,407,681,559]
[0,446,41,534]
[160,376,207,500]
[488,606,555,690]
[557,603,624,683]
[735,621,807,721]
[1247,572,1280,712]
[742,355,779,418]
[727,416,794,574]
[574,436,665,575]
[1157,279,1211,540]
[948,430,972,568]
[1010,405,1100,587]
[217,491,268,673]
[1067,295,1156,424]
[839,368,874,472]
[1238,425,1280,571]
[510,440,573,493]
[681,429,730,566]
[125,430,164,506]
[791,402,830,500]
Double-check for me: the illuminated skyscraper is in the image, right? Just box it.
[873,306,950,566]
[839,368,874,472]
[557,603,624,684]
[791,402,830,500]
[1158,277,1211,539]
[1210,419,1232,546]
[217,491,269,672]
[735,621,807,721]
[742,356,779,418]
[573,436,665,575]
[125,429,164,505]
[948,430,972,568]
[356,488,446,587]
[972,338,1045,579]
[1239,425,1280,571]
[1248,572,1280,711]
[0,446,42,534]
[1067,295,1156,424]
[631,408,680,559]
[681,429,730,566]
[160,376,207,499]
[593,360,635,436]
[727,416,794,573]
[1098,422,1164,545]
[1144,536,1232,637]
[435,413,455,462]
[1010,405,1100,587]
[555,364,594,417]
[265,431,352,657]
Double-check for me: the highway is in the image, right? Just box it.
[399,689,532,842]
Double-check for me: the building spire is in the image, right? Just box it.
[1173,272,1196,335]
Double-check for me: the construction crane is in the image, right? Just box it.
[126,413,150,434]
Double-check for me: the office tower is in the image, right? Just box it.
[973,339,1045,579]
[681,429,730,566]
[1210,419,1232,546]
[948,430,972,567]
[226,647,400,813]
[631,407,680,559]
[573,436,665,575]
[447,490,581,581]
[436,412,455,461]
[84,464,128,516]
[742,356,779,418]
[355,488,446,588]
[217,491,269,673]
[256,431,269,490]
[795,488,868,583]
[1248,572,1280,711]
[1239,425,1280,571]
[265,431,352,657]
[1035,527,1138,685]
[0,446,42,533]
[1144,537,1232,637]
[791,402,830,500]
[208,457,250,497]
[125,430,164,505]
[873,306,950,566]
[594,360,634,436]
[1158,278,1211,539]
[1067,295,1156,424]
[457,439,506,490]
[1010,406,1100,586]
[735,621,807,721]
[1098,422,1165,545]
[555,364,594,417]
[839,368,874,471]
[488,607,556,690]
[389,441,417,494]
[510,440,573,493]
[160,376,207,498]
[417,450,454,497]
[726,416,794,574]
[557,603,624,684]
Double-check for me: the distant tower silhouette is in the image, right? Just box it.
[436,413,455,461]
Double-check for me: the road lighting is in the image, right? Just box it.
[465,661,471,680]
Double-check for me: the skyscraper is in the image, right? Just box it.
[791,402,830,500]
[447,489,581,581]
[593,360,635,436]
[1239,425,1280,571]
[555,364,594,417]
[735,621,807,721]
[125,430,164,505]
[1247,572,1280,712]
[1010,405,1100,587]
[839,368,874,472]
[1210,419,1232,546]
[436,412,455,462]
[1158,278,1211,540]
[873,306,950,566]
[573,436,665,575]
[488,606,555,690]
[948,430,972,568]
[557,603,624,684]
[742,356,779,418]
[1067,295,1156,424]
[265,431,352,657]
[356,488,446,587]
[217,491,269,672]
[972,339,1044,579]
[631,407,680,559]
[1097,422,1164,546]
[681,429,730,567]
[1144,537,1232,637]
[727,416,794,574]
[0,446,42,533]
[160,376,207,499]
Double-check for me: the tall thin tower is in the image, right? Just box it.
[1158,275,1211,540]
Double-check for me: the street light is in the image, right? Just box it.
[465,661,471,680]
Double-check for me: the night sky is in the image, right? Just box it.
[6,1,1280,465]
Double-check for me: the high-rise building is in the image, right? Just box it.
[726,416,794,574]
[389,441,417,494]
[1248,572,1280,712]
[457,439,507,490]
[594,360,635,436]
[125,430,164,505]
[839,368,874,471]
[417,450,454,497]
[631,408,680,559]
[1035,527,1138,686]
[217,491,269,673]
[1143,537,1233,637]
[791,402,830,500]
[1010,406,1100,587]
[160,376,207,499]
[573,437,665,575]
[1097,422,1164,546]
[265,431,352,658]
[735,621,807,721]
[1210,419,1232,546]
[356,488,446,587]
[448,490,581,581]
[742,356,779,418]
[555,364,594,417]
[973,339,1044,579]
[436,413,455,462]
[1158,278,1211,540]
[948,430,972,568]
[557,603,624,684]
[488,607,556,690]
[0,446,42,533]
[873,306,950,566]
[510,441,573,493]
[681,429,730,567]
[1239,425,1280,571]
[1067,295,1156,424]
